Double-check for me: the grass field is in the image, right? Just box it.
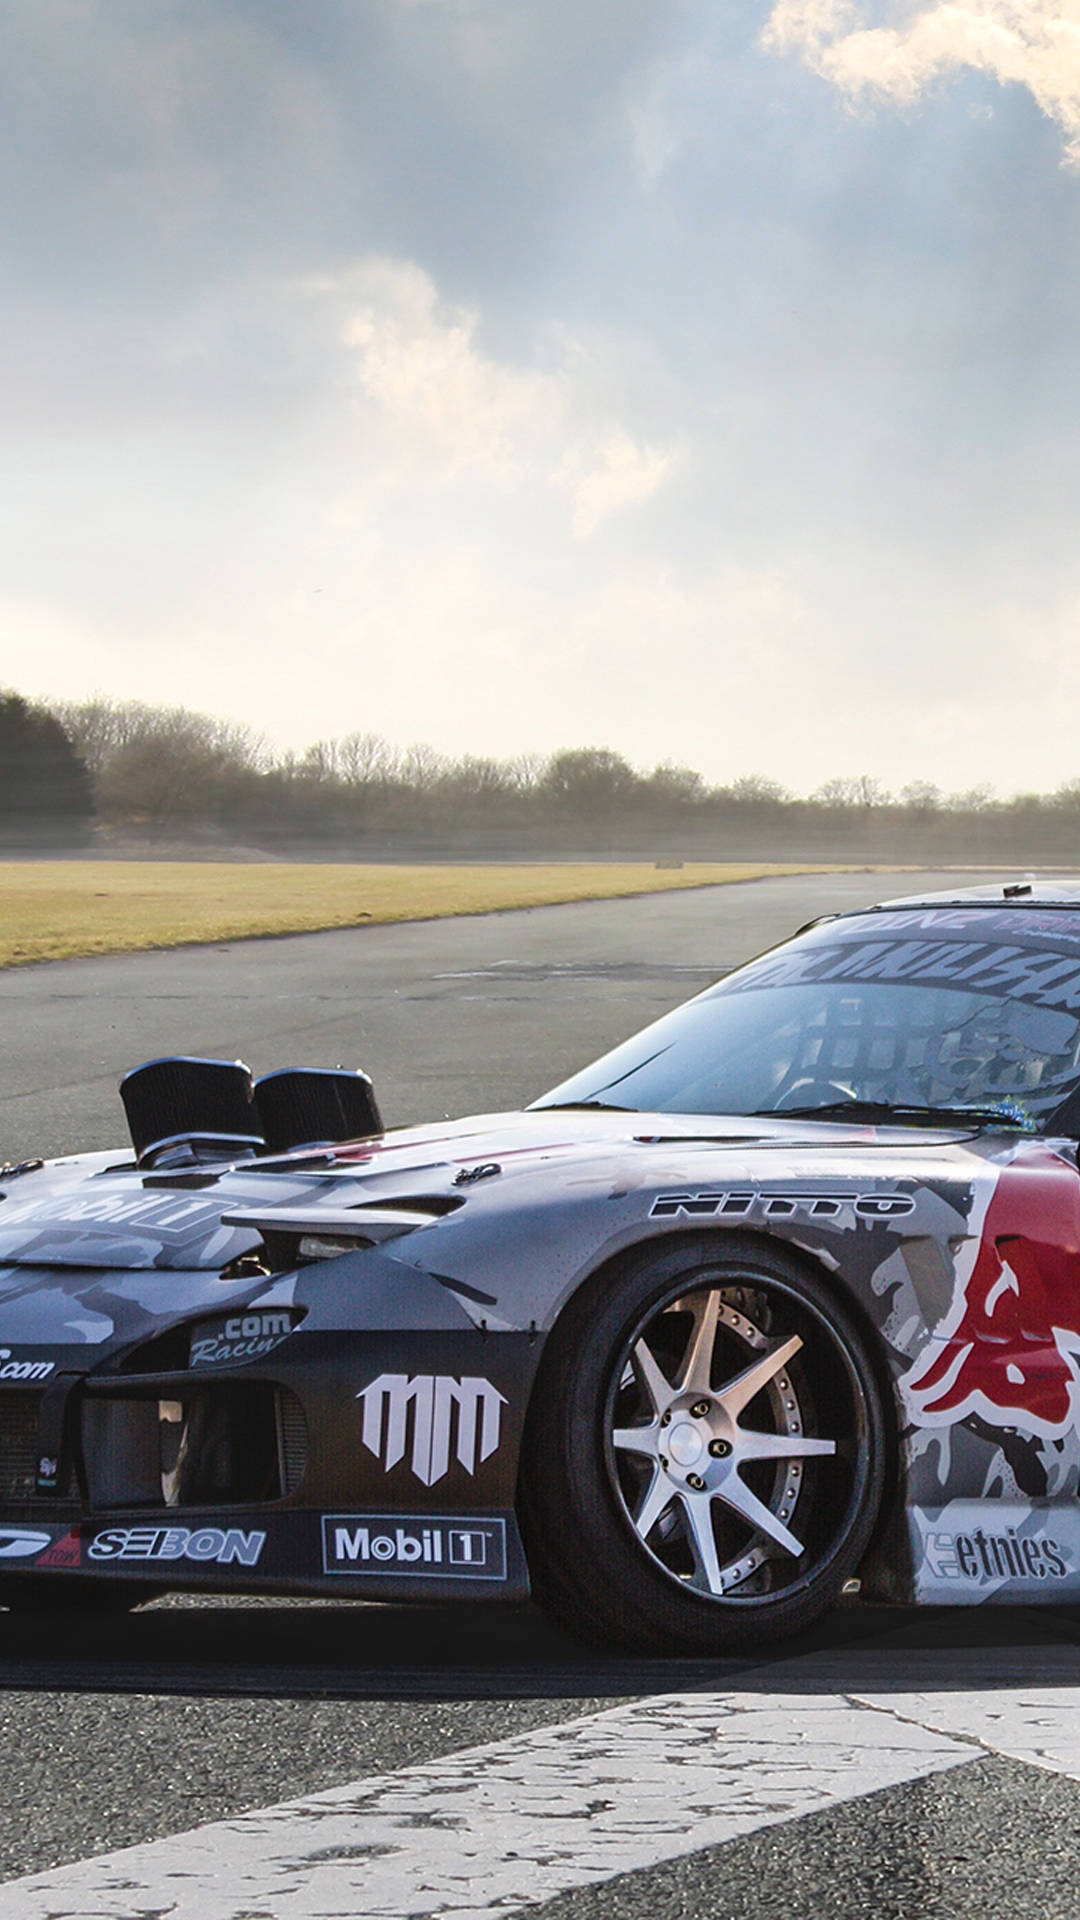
[0,860,859,969]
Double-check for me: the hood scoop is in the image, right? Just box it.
[221,1194,464,1269]
[120,1056,382,1169]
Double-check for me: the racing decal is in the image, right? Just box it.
[0,1182,220,1228]
[322,1513,507,1579]
[35,1529,82,1568]
[0,1527,52,1559]
[860,907,1080,942]
[189,1310,296,1369]
[87,1525,266,1566]
[650,1190,916,1221]
[726,932,1080,1013]
[357,1373,506,1485]
[904,1143,1080,1440]
[0,1349,53,1381]
[910,1501,1080,1601]
[0,1192,225,1232]
[924,1526,1068,1584]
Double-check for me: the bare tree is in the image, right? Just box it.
[899,780,942,813]
[945,785,995,812]
[811,775,889,809]
[338,731,397,787]
[722,774,791,805]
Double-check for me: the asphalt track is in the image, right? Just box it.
[3,865,1080,1916]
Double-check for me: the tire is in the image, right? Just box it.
[0,1577,156,1615]
[519,1238,888,1656]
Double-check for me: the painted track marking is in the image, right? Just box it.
[6,1644,1080,1918]
[853,1685,1080,1779]
[0,1688,973,1919]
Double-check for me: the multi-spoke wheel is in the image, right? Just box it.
[520,1240,887,1654]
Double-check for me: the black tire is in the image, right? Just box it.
[519,1238,888,1656]
[0,1576,156,1615]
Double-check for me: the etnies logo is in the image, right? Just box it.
[925,1527,1069,1583]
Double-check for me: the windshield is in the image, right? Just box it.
[532,905,1080,1128]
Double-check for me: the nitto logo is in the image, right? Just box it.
[0,1349,53,1382]
[650,1190,915,1222]
[322,1512,507,1579]
[357,1374,506,1485]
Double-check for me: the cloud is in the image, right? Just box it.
[763,0,1080,161]
[340,259,562,478]
[554,432,677,537]
[332,257,676,530]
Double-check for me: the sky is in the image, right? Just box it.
[4,0,1080,796]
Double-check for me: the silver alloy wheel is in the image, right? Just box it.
[607,1286,838,1600]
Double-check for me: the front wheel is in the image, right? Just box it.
[519,1241,888,1655]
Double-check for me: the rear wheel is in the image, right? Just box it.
[520,1240,887,1655]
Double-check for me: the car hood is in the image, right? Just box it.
[0,1104,1021,1357]
[0,1105,982,1275]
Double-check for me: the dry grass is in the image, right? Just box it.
[0,860,858,969]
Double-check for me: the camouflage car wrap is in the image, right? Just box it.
[0,1106,1077,1608]
[6,881,1080,1622]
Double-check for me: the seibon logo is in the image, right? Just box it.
[357,1373,506,1485]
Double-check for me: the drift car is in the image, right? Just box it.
[6,882,1080,1653]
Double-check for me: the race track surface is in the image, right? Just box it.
[2,865,1079,1917]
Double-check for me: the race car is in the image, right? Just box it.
[4,879,1080,1653]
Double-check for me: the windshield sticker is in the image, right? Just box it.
[836,908,1080,946]
[725,938,1080,1012]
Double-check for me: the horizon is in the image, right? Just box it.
[3,3,1079,793]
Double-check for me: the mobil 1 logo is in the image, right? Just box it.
[322,1513,507,1580]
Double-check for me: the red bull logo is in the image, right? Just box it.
[905,1142,1080,1440]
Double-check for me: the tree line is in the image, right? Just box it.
[4,686,1080,862]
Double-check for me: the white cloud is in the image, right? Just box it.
[764,0,1080,162]
[554,431,677,537]
[333,257,676,532]
[341,259,562,477]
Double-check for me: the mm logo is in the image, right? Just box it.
[357,1374,506,1486]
